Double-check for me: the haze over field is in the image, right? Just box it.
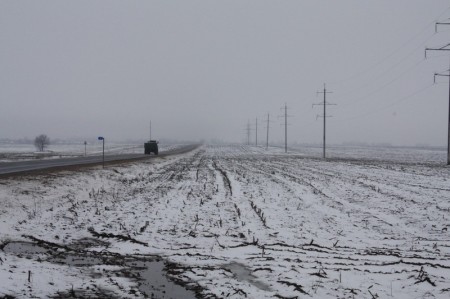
[1,1,450,146]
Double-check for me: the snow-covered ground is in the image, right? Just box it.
[0,145,449,298]
[289,144,447,165]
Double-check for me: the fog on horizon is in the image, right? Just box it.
[1,1,450,147]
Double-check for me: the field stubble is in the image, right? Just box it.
[0,144,449,298]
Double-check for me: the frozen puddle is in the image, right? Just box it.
[3,241,49,256]
[223,262,271,291]
[128,259,197,299]
[3,241,198,299]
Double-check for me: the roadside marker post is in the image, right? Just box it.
[98,137,104,168]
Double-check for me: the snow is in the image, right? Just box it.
[0,144,449,298]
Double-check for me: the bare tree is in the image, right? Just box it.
[34,134,50,152]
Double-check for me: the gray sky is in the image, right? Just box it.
[1,0,450,146]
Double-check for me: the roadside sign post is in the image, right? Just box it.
[98,137,104,168]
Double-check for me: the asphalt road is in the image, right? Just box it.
[0,144,199,176]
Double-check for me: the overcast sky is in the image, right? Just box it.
[1,1,450,146]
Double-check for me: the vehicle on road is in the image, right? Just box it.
[144,140,159,155]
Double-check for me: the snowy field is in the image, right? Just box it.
[289,145,447,165]
[0,145,449,298]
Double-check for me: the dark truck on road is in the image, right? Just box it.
[144,140,159,155]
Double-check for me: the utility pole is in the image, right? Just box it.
[426,21,450,165]
[255,117,258,146]
[314,83,335,159]
[98,136,105,168]
[246,121,251,145]
[284,104,287,153]
[266,113,270,150]
[278,104,292,153]
[433,65,450,165]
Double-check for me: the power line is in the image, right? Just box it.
[329,5,450,86]
[333,83,434,123]
[334,30,438,108]
[338,59,425,110]
[327,8,450,112]
[335,23,446,112]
